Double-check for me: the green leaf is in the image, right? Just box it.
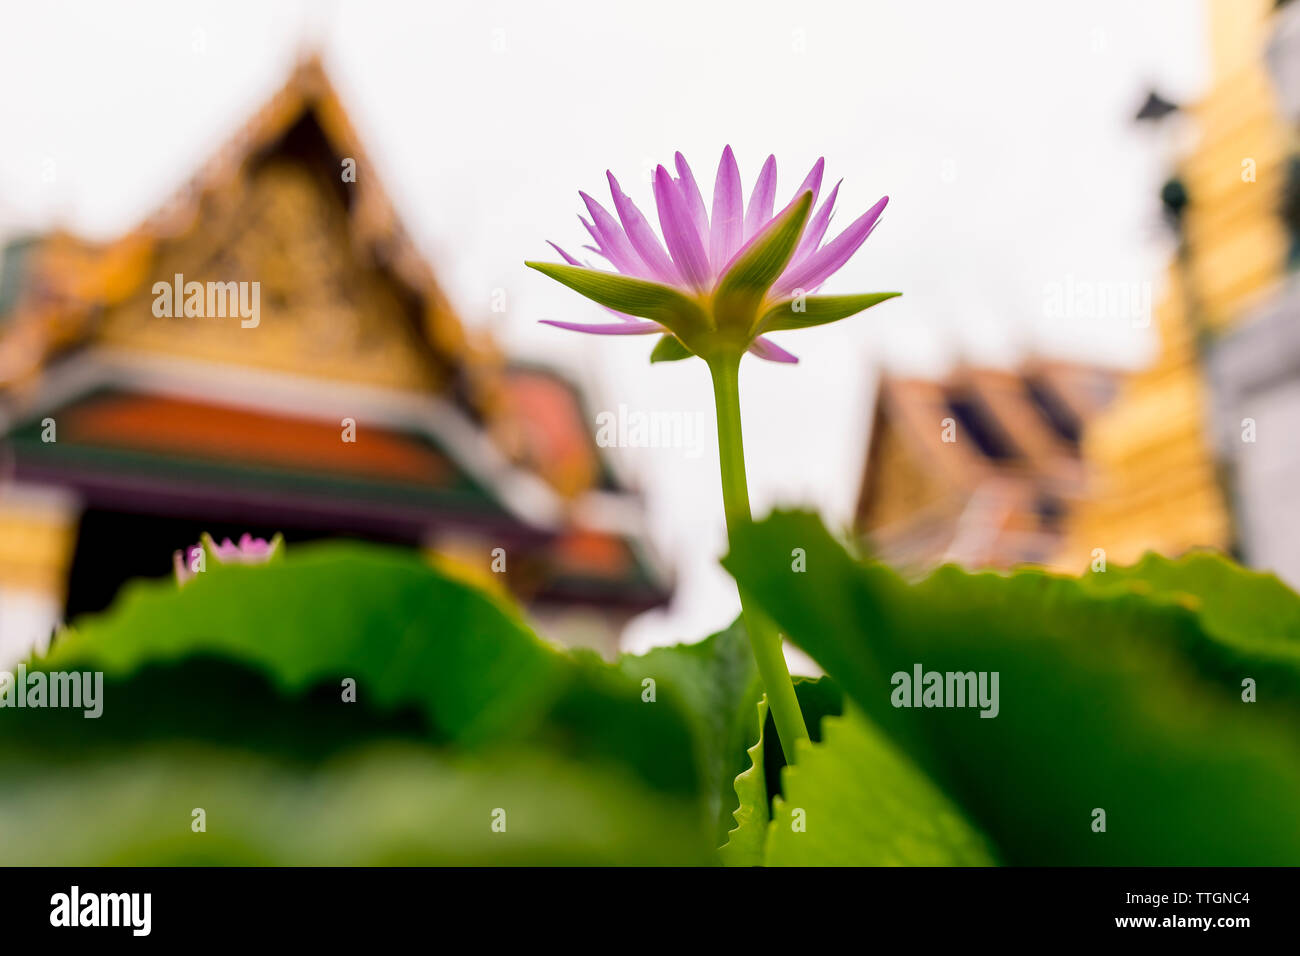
[1079,550,1300,650]
[0,656,441,775]
[525,261,707,339]
[1078,551,1300,723]
[723,510,1300,865]
[32,543,703,796]
[766,705,997,865]
[0,743,713,865]
[720,696,772,866]
[43,542,563,746]
[650,333,694,363]
[3,543,717,864]
[618,619,761,844]
[757,292,901,333]
[719,676,843,865]
[713,192,813,329]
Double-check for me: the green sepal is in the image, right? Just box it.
[525,262,708,341]
[650,334,694,363]
[712,192,813,332]
[757,292,901,333]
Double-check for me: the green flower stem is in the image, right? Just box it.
[708,352,810,761]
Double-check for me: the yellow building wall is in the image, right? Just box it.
[1063,0,1289,568]
[0,487,78,596]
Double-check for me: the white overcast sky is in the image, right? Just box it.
[0,0,1210,652]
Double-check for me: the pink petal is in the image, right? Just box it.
[544,245,642,323]
[710,145,744,272]
[653,165,712,290]
[606,172,681,285]
[579,191,644,277]
[577,220,620,269]
[579,215,605,251]
[789,180,841,268]
[714,184,815,281]
[748,336,800,363]
[673,152,710,250]
[743,154,777,240]
[778,195,887,295]
[791,158,825,211]
[239,533,268,553]
[547,241,586,267]
[540,319,664,335]
[173,548,196,586]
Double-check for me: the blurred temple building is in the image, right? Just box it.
[0,56,668,663]
[861,0,1300,587]
[1063,0,1300,586]
[855,362,1117,572]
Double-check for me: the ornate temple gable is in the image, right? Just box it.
[97,69,464,394]
[97,139,446,391]
[1,56,498,414]
[0,58,620,499]
[0,57,670,657]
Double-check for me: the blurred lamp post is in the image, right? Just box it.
[1132,91,1195,237]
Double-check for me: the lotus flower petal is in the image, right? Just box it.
[653,165,712,290]
[547,241,585,268]
[607,171,680,284]
[211,533,275,563]
[531,151,897,364]
[710,145,744,270]
[747,336,799,363]
[776,195,888,296]
[790,179,841,269]
[173,545,202,587]
[673,152,710,247]
[714,191,813,326]
[790,158,825,211]
[579,191,643,276]
[578,215,606,255]
[743,154,777,241]
[539,319,663,335]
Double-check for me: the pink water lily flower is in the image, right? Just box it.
[173,546,204,587]
[527,146,899,364]
[210,533,275,564]
[174,533,283,586]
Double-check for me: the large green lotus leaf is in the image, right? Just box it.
[616,619,763,843]
[723,510,1300,865]
[1078,551,1300,705]
[40,542,560,746]
[21,543,701,799]
[0,742,712,865]
[0,656,433,775]
[537,650,700,800]
[719,677,843,866]
[1079,549,1300,646]
[766,705,997,866]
